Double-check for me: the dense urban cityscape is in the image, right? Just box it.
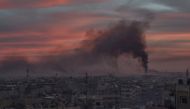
[0,70,189,109]
[0,0,189,109]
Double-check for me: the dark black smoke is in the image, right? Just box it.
[84,20,149,72]
[0,20,149,77]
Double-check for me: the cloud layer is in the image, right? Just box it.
[0,0,189,73]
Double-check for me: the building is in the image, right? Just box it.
[165,69,190,109]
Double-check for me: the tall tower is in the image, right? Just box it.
[84,72,89,109]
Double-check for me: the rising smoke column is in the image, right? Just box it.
[84,20,149,72]
[0,20,149,76]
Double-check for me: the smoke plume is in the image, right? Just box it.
[0,20,149,77]
[83,20,149,72]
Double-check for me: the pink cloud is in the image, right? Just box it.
[0,0,107,9]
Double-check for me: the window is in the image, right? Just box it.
[180,96,188,104]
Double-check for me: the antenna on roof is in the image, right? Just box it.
[26,68,30,81]
[186,69,189,79]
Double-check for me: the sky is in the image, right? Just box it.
[0,0,190,73]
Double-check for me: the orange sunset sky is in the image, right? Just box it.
[0,0,190,72]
